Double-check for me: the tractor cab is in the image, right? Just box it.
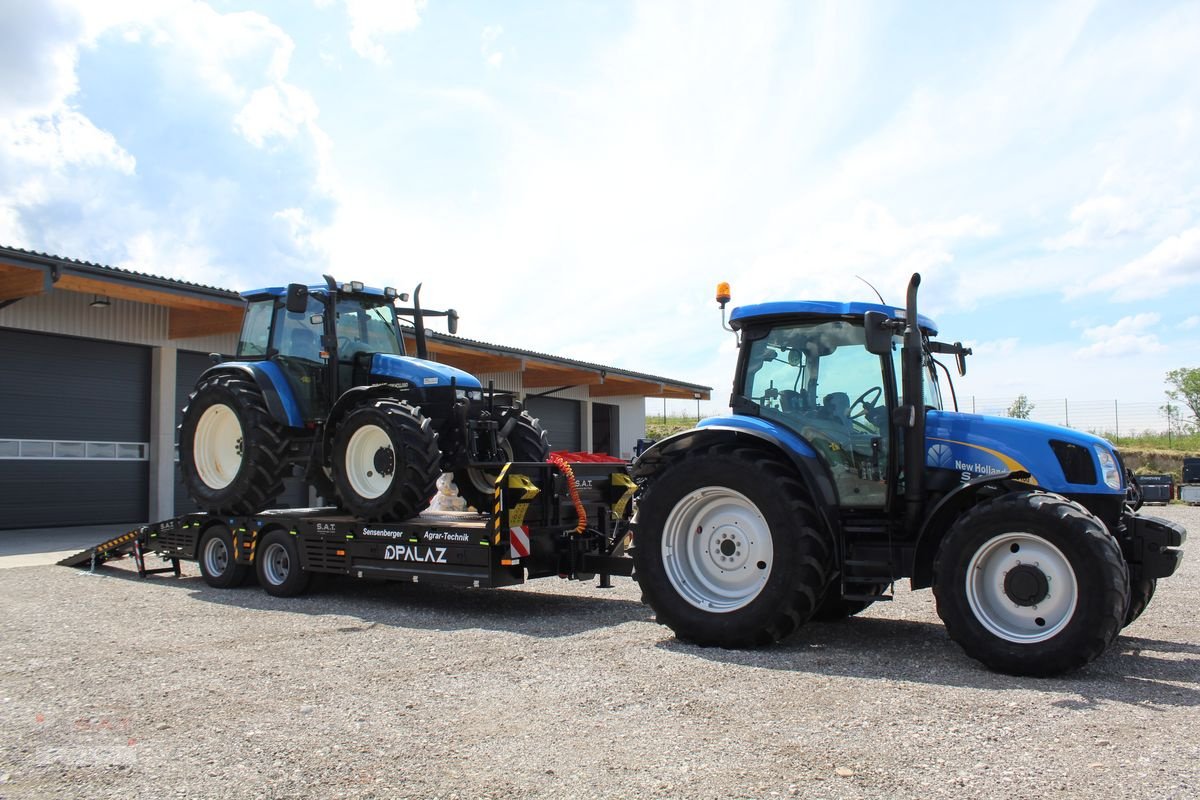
[729,301,951,509]
[235,277,464,422]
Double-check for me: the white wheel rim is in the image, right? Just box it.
[261,541,290,586]
[661,487,773,612]
[344,424,395,500]
[194,405,243,490]
[965,533,1078,643]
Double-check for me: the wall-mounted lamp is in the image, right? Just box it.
[89,295,111,309]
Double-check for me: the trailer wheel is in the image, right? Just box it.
[256,530,310,597]
[932,491,1129,677]
[180,373,288,515]
[197,526,249,589]
[455,411,550,511]
[332,399,440,521]
[633,446,833,648]
[1124,577,1157,627]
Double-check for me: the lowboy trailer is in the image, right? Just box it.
[60,462,637,596]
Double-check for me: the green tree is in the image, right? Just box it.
[1006,394,1035,419]
[1165,368,1200,429]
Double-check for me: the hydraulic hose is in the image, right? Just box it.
[548,454,588,534]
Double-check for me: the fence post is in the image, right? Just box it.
[1064,398,1069,427]
[1114,399,1119,438]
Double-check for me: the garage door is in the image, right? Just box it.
[0,329,149,529]
[174,351,309,514]
[524,396,580,452]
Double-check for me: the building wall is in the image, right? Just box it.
[0,289,237,354]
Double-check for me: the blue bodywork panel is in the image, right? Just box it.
[924,410,1123,496]
[370,354,482,390]
[697,415,818,458]
[210,361,305,428]
[730,301,938,335]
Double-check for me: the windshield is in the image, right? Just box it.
[336,298,403,357]
[741,320,892,507]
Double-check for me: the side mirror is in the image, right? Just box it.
[955,341,971,376]
[309,314,324,326]
[285,283,309,314]
[864,311,893,355]
[447,309,459,335]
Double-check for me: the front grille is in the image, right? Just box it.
[1050,440,1097,486]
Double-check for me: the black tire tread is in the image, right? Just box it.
[332,398,441,521]
[633,443,833,649]
[932,491,1129,677]
[180,374,289,516]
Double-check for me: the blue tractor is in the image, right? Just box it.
[179,276,548,520]
[631,274,1186,676]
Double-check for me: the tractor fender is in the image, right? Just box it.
[195,362,303,428]
[910,470,1038,589]
[632,424,841,540]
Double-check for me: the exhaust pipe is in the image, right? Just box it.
[902,273,925,531]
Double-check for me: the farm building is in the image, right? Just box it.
[0,245,709,528]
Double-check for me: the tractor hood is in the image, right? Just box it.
[369,354,482,390]
[925,409,1125,495]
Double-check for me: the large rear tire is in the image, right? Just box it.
[332,398,441,521]
[179,373,289,515]
[454,411,550,511]
[632,446,834,648]
[932,491,1129,677]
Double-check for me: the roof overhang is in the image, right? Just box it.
[403,333,710,400]
[0,251,243,339]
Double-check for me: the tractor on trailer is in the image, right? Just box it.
[178,276,548,520]
[630,274,1186,676]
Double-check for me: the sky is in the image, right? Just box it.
[2,0,1198,426]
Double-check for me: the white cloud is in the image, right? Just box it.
[481,25,504,69]
[0,109,135,174]
[1075,312,1167,358]
[342,0,426,64]
[1046,193,1143,250]
[1078,226,1200,301]
[235,84,320,148]
[1181,315,1200,330]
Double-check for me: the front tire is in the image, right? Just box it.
[332,399,441,521]
[632,446,834,648]
[455,411,550,511]
[932,491,1129,677]
[1123,577,1156,627]
[180,373,289,515]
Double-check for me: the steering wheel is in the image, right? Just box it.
[849,386,883,421]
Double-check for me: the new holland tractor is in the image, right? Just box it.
[179,276,548,520]
[631,275,1186,676]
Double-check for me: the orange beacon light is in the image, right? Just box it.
[716,282,731,309]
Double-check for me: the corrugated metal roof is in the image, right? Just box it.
[0,245,239,300]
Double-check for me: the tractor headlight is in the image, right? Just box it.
[1094,445,1122,490]
[455,389,483,401]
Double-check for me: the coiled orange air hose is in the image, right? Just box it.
[548,453,587,534]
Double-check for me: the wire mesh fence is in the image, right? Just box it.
[960,397,1193,439]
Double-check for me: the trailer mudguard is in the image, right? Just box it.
[632,420,841,539]
[196,362,303,428]
[910,470,1039,589]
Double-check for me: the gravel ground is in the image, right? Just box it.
[1,504,1197,800]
